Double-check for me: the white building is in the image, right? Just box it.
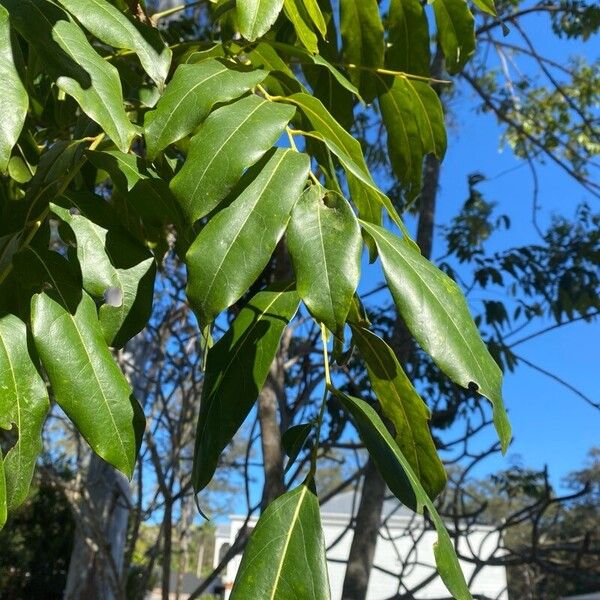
[214,491,509,599]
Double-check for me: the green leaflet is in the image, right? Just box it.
[0,453,5,528]
[284,0,319,54]
[143,60,267,160]
[56,0,172,88]
[192,283,300,492]
[386,0,430,76]
[282,422,313,473]
[50,194,155,348]
[378,77,446,201]
[360,221,511,452]
[0,6,28,172]
[170,95,295,223]
[301,0,326,37]
[186,148,309,328]
[231,485,331,600]
[0,314,49,511]
[28,250,144,477]
[339,0,384,103]
[472,0,496,17]
[236,0,284,41]
[350,324,446,499]
[335,391,472,600]
[287,185,362,337]
[432,0,476,74]
[0,0,136,152]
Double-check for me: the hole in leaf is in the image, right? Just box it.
[468,381,479,393]
[104,287,123,307]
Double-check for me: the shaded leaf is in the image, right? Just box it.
[236,0,284,41]
[360,221,511,451]
[231,485,331,600]
[335,390,471,600]
[57,0,172,88]
[282,422,314,473]
[192,283,300,492]
[186,148,309,328]
[144,59,267,159]
[287,184,362,336]
[0,314,49,511]
[432,0,476,74]
[284,0,319,54]
[0,453,5,528]
[350,324,446,499]
[171,95,295,223]
[0,5,28,172]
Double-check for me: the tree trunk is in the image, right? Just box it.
[64,454,130,600]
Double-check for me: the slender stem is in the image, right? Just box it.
[151,0,205,23]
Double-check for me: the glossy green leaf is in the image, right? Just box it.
[192,283,300,492]
[144,60,267,160]
[432,0,476,74]
[236,0,284,41]
[386,0,430,76]
[29,250,144,477]
[471,0,496,17]
[170,95,295,223]
[284,0,319,54]
[57,0,172,88]
[50,194,155,348]
[282,422,313,473]
[0,314,49,511]
[231,484,331,600]
[0,6,28,172]
[301,0,326,37]
[339,0,384,102]
[1,0,137,152]
[287,185,362,336]
[186,148,309,328]
[350,324,446,499]
[335,391,471,600]
[360,221,511,452]
[378,77,446,201]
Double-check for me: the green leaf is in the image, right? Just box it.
[192,283,300,492]
[170,95,295,223]
[360,221,511,452]
[335,391,471,600]
[378,77,446,201]
[1,0,137,152]
[471,0,496,17]
[50,194,155,348]
[287,184,362,336]
[386,0,430,76]
[339,0,384,102]
[350,324,446,499]
[0,6,28,172]
[186,148,309,328]
[56,0,172,88]
[432,0,476,74]
[284,0,319,54]
[28,249,144,477]
[144,59,267,160]
[301,0,326,37]
[0,453,6,529]
[282,422,313,473]
[236,0,284,41]
[0,314,50,511]
[231,484,331,600]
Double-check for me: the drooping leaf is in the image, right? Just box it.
[236,0,284,42]
[0,314,49,511]
[192,283,300,492]
[170,95,295,223]
[56,0,172,88]
[301,0,326,37]
[186,148,309,328]
[287,184,362,336]
[360,221,511,452]
[1,0,137,152]
[231,484,331,600]
[282,422,314,473]
[378,77,446,201]
[386,0,430,76]
[432,0,476,74]
[0,5,28,172]
[28,249,144,477]
[0,454,6,528]
[284,0,319,54]
[471,0,496,18]
[335,390,471,600]
[143,60,267,159]
[339,0,384,102]
[350,324,446,499]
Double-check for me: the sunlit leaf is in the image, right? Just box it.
[236,0,285,42]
